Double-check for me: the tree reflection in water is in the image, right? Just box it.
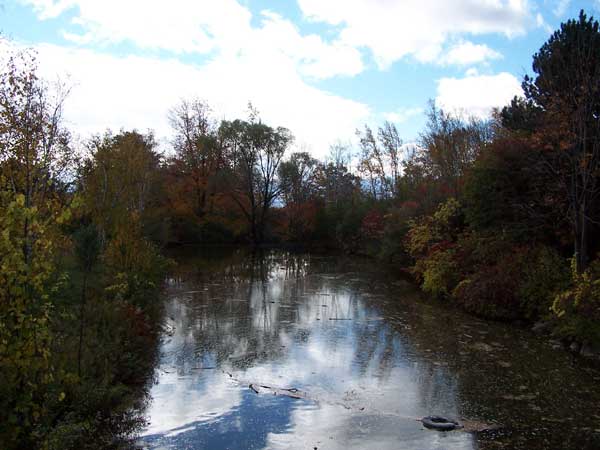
[139,248,600,450]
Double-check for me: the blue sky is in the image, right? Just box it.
[1,0,598,157]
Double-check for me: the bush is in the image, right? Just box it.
[103,218,170,310]
[379,201,419,263]
[336,204,368,251]
[0,193,63,448]
[406,198,464,286]
[421,246,459,298]
[552,258,600,346]
[198,220,235,243]
[519,246,570,319]
[452,250,524,320]
[406,198,463,258]
[450,242,570,321]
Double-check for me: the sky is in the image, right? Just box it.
[1,0,599,158]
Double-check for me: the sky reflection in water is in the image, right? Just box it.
[139,250,600,450]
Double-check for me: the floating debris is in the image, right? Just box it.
[421,416,462,431]
[473,342,495,352]
[460,419,501,432]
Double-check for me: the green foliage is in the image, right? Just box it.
[82,130,162,241]
[379,202,418,263]
[336,204,368,250]
[463,146,519,233]
[552,258,600,345]
[523,10,600,273]
[500,96,542,133]
[463,137,565,242]
[432,197,462,236]
[421,248,459,298]
[73,224,101,272]
[45,370,147,450]
[4,12,600,445]
[406,198,463,260]
[408,195,571,320]
[525,10,600,115]
[519,246,570,319]
[219,117,293,244]
[0,193,58,448]
[103,217,170,309]
[405,198,464,297]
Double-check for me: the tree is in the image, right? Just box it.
[500,96,542,133]
[167,99,224,219]
[72,223,101,378]
[0,47,71,448]
[278,151,318,205]
[378,121,403,194]
[418,103,492,197]
[314,161,361,209]
[278,152,319,240]
[327,141,353,169]
[0,48,71,261]
[356,122,403,200]
[463,136,566,241]
[523,10,600,272]
[80,130,162,241]
[220,116,292,244]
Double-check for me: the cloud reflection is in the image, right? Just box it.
[140,250,474,449]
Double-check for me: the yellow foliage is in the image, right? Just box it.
[0,190,62,446]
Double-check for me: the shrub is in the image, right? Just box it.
[452,250,524,320]
[406,198,463,258]
[336,204,368,251]
[379,201,419,263]
[0,192,66,448]
[103,217,170,310]
[552,258,600,346]
[406,198,464,285]
[421,246,459,298]
[519,246,570,319]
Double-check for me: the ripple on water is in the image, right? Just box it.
[138,249,600,450]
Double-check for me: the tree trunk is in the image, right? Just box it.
[574,205,589,273]
[77,273,88,378]
[250,213,258,246]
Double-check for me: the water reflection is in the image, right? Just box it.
[139,249,600,450]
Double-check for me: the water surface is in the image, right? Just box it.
[139,249,600,450]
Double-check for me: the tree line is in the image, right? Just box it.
[1,8,600,450]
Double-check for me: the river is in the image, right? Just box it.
[137,248,600,450]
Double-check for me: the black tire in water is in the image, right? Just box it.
[421,416,461,431]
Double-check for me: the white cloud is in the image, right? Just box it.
[29,43,370,158]
[255,11,363,79]
[297,0,533,68]
[21,0,363,80]
[439,41,502,66]
[21,0,73,19]
[14,1,372,157]
[383,107,423,124]
[15,0,535,156]
[23,0,249,53]
[435,72,522,118]
[553,0,571,17]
